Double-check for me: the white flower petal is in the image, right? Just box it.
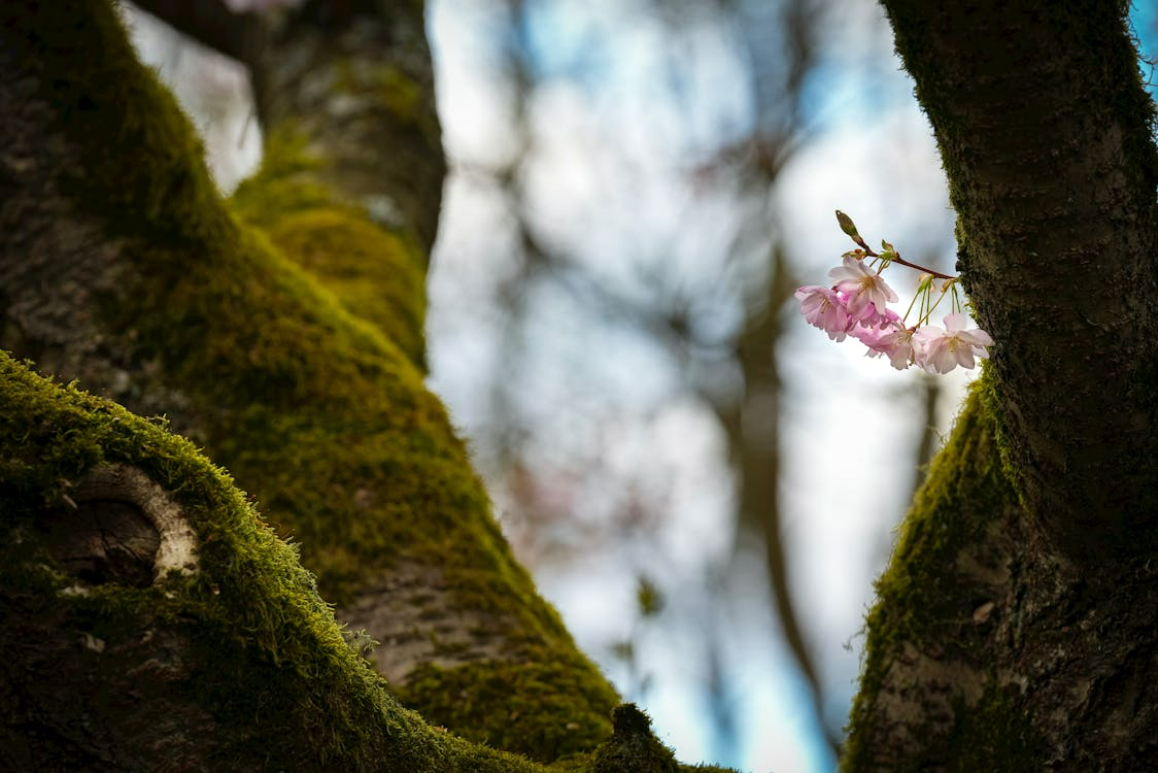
[943,312,969,332]
[961,329,994,347]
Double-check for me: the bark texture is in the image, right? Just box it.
[0,1,727,769]
[884,0,1158,557]
[844,2,1158,771]
[0,351,550,772]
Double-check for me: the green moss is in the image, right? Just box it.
[10,1,624,760]
[944,680,1045,773]
[25,0,484,614]
[586,705,680,773]
[332,56,424,126]
[866,374,1016,640]
[399,648,621,763]
[3,3,232,250]
[231,128,334,216]
[842,373,1024,770]
[974,363,1027,510]
[2,352,737,773]
[232,126,428,368]
[0,351,556,771]
[5,1,757,766]
[379,65,423,123]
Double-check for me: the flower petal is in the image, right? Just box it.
[943,312,969,332]
[960,328,994,347]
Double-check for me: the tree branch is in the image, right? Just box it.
[127,0,262,69]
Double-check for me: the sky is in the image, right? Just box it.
[425,2,969,771]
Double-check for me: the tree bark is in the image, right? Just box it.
[844,2,1158,770]
[885,0,1158,557]
[0,352,547,771]
[0,1,722,769]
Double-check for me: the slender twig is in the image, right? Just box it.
[851,234,955,280]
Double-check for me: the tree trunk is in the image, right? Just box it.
[0,2,726,770]
[844,2,1158,770]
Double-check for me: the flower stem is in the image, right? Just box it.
[852,234,954,280]
[924,283,951,322]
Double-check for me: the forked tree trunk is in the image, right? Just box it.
[5,0,1156,770]
[844,2,1158,770]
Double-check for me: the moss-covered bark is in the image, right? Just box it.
[843,377,1041,770]
[847,373,1158,771]
[0,0,731,768]
[1,351,730,772]
[845,2,1158,769]
[0,350,536,771]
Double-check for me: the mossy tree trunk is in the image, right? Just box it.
[844,2,1158,771]
[10,1,1155,770]
[0,2,732,770]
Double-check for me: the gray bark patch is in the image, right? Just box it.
[43,464,198,587]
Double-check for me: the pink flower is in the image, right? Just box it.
[869,307,902,330]
[861,305,903,333]
[853,323,919,370]
[878,327,921,370]
[828,255,899,321]
[795,285,850,341]
[915,313,994,374]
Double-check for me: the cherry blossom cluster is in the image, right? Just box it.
[795,211,993,374]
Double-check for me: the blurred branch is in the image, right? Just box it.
[716,247,842,759]
[127,0,262,69]
[711,0,844,758]
[913,372,941,483]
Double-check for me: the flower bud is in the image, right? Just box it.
[835,210,859,237]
